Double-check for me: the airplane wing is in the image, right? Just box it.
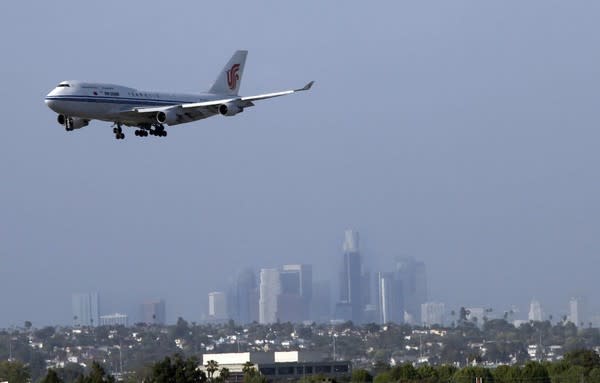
[241,81,314,102]
[128,81,314,115]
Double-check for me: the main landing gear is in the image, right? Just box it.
[113,124,125,140]
[112,123,168,140]
[134,124,167,138]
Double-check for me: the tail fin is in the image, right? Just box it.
[209,50,248,95]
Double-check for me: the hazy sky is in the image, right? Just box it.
[1,1,600,327]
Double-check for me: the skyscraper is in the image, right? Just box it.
[337,229,362,323]
[395,257,428,324]
[311,280,331,323]
[259,268,281,324]
[569,297,584,326]
[280,264,313,322]
[208,292,228,320]
[377,272,403,324]
[140,299,166,325]
[72,292,99,327]
[234,268,259,324]
[528,300,543,322]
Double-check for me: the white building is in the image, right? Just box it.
[72,292,99,327]
[569,297,582,326]
[528,300,543,322]
[208,291,228,320]
[259,268,281,324]
[99,313,128,326]
[421,302,445,326]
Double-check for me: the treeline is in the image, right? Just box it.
[351,349,600,383]
[2,349,600,383]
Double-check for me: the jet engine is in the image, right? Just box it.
[156,108,179,125]
[58,114,89,130]
[218,103,243,116]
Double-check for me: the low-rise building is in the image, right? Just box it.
[200,351,351,382]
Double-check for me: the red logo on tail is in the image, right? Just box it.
[227,63,240,90]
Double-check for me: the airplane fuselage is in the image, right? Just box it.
[45,81,220,126]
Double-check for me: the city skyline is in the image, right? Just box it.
[2,1,600,328]
[54,230,599,329]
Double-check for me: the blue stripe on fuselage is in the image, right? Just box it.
[44,95,202,106]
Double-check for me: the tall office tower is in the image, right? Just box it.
[337,229,362,323]
[279,264,313,322]
[361,271,372,307]
[569,297,584,326]
[528,300,544,322]
[234,268,259,324]
[72,292,100,327]
[311,280,331,323]
[259,268,281,324]
[377,272,403,324]
[140,299,166,325]
[421,302,445,326]
[208,291,228,320]
[395,257,428,323]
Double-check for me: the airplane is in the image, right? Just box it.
[45,50,314,140]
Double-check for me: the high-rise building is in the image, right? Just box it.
[377,272,403,324]
[421,302,445,326]
[569,297,584,327]
[528,300,543,322]
[99,313,128,326]
[279,264,313,322]
[311,280,331,323]
[259,268,281,324]
[208,292,228,320]
[337,229,362,323]
[140,300,166,325]
[234,269,259,324]
[395,257,427,323]
[72,292,99,327]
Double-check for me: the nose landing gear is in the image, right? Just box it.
[113,124,125,140]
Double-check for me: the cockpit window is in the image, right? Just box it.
[57,83,70,87]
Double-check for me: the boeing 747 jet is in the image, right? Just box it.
[45,50,313,139]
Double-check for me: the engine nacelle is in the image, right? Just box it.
[58,115,89,130]
[156,108,179,125]
[218,103,243,116]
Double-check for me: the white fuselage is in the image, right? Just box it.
[45,81,222,126]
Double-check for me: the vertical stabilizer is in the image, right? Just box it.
[209,50,248,96]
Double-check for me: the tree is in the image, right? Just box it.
[0,360,30,383]
[452,366,494,383]
[41,369,64,383]
[351,369,373,383]
[563,349,600,372]
[520,362,550,383]
[77,361,115,383]
[417,364,439,383]
[373,372,392,383]
[146,354,206,383]
[492,365,520,383]
[389,363,419,381]
[217,367,231,383]
[55,363,85,382]
[242,362,256,376]
[205,360,219,381]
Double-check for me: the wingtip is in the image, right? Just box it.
[302,81,315,91]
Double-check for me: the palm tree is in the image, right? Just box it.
[242,361,256,376]
[206,360,219,381]
[219,367,231,383]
